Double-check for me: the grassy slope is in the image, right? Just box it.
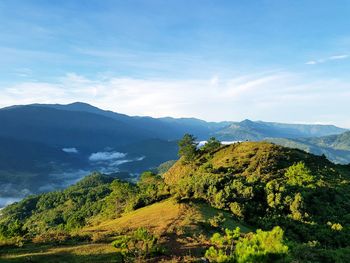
[85,199,251,234]
[0,243,117,263]
[164,141,330,185]
[0,199,251,262]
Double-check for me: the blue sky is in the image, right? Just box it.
[0,0,350,127]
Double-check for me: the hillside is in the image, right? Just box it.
[164,141,339,184]
[0,199,251,262]
[269,131,350,164]
[214,119,347,141]
[1,142,350,262]
[301,131,350,151]
[1,102,348,207]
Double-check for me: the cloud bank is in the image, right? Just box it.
[0,72,349,128]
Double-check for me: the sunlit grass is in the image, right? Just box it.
[1,198,252,262]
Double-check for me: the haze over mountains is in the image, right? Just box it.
[269,131,350,164]
[0,102,349,207]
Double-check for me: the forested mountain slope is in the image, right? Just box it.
[214,119,347,141]
[269,131,350,164]
[1,142,349,262]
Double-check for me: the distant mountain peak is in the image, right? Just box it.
[66,102,94,107]
[240,119,253,123]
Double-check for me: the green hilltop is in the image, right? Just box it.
[1,141,350,262]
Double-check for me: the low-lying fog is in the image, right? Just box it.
[0,149,145,209]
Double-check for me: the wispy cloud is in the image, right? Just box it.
[89,151,127,162]
[329,54,349,60]
[0,71,349,127]
[306,54,349,65]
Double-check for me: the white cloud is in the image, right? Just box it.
[329,54,349,60]
[89,151,127,162]
[306,54,349,65]
[62,147,79,153]
[305,61,317,65]
[109,156,145,168]
[109,159,133,166]
[0,71,349,128]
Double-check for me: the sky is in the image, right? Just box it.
[0,0,350,127]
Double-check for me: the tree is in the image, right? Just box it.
[202,137,221,152]
[137,171,169,206]
[234,226,288,263]
[178,134,198,162]
[205,227,241,262]
[112,227,161,261]
[0,220,24,239]
[290,193,304,221]
[205,226,288,263]
[230,202,244,219]
[285,162,315,187]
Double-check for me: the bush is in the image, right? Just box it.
[230,202,244,219]
[205,227,241,262]
[235,226,288,263]
[205,226,288,263]
[285,162,315,187]
[0,220,24,239]
[0,236,24,248]
[208,213,226,228]
[32,230,71,244]
[112,228,164,261]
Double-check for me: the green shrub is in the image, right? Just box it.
[205,227,241,262]
[230,202,244,219]
[235,226,288,263]
[205,226,288,263]
[285,162,315,187]
[112,227,164,261]
[0,220,24,239]
[208,213,226,228]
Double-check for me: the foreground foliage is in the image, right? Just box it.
[112,227,163,262]
[205,226,288,263]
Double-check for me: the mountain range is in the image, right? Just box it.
[268,131,350,164]
[0,102,349,207]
